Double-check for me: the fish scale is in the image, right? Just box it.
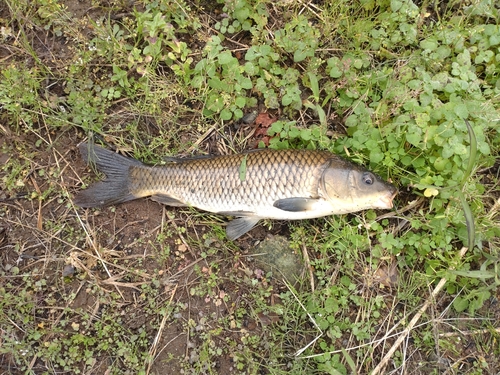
[128,150,331,213]
[75,143,397,240]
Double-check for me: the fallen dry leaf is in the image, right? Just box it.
[253,112,277,147]
[374,262,399,288]
[255,112,276,128]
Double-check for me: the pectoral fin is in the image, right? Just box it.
[273,197,319,212]
[151,194,187,207]
[226,217,260,240]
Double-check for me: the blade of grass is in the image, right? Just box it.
[341,348,357,374]
[461,119,477,185]
[239,154,248,182]
[307,72,320,101]
[458,190,476,251]
[456,119,477,251]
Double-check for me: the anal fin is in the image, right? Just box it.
[226,217,260,240]
[151,194,187,207]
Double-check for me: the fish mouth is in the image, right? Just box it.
[376,190,398,209]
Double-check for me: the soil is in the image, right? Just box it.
[0,130,292,375]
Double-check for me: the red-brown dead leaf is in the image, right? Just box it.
[254,127,268,138]
[255,112,276,128]
[258,137,271,147]
[253,112,277,148]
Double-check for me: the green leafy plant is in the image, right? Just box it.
[192,36,254,120]
[215,0,269,34]
[274,15,320,63]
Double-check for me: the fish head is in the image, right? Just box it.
[320,159,397,213]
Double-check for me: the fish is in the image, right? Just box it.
[74,143,397,240]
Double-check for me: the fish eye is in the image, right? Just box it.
[362,172,374,185]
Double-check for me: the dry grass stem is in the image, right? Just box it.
[145,284,178,374]
[371,246,469,375]
[301,242,315,292]
[290,281,323,356]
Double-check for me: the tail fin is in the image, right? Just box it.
[74,143,143,207]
